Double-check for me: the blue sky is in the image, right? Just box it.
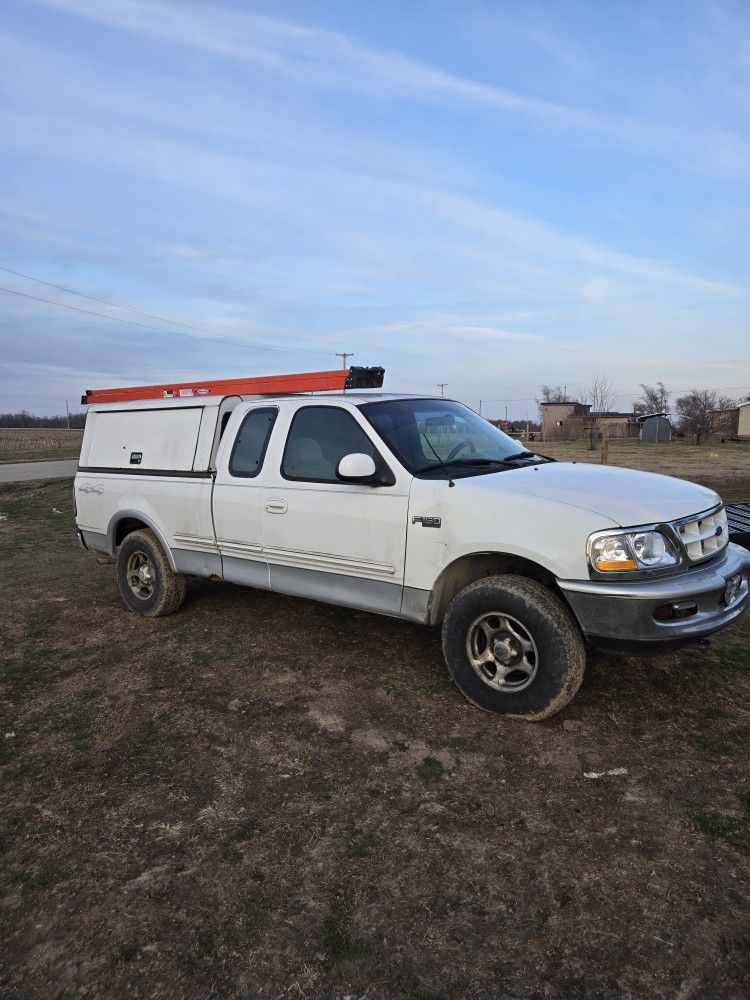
[1,0,749,420]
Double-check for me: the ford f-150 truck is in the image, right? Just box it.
[74,371,750,720]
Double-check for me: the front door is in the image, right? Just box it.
[260,403,410,616]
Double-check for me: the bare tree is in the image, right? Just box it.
[537,385,569,404]
[633,381,670,416]
[675,389,737,444]
[582,373,616,450]
[0,410,86,428]
[535,385,570,425]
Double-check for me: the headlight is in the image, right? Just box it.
[629,531,666,566]
[588,529,678,573]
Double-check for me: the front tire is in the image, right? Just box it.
[116,529,186,617]
[441,575,585,721]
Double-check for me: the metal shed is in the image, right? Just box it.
[637,412,672,443]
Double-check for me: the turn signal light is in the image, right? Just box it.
[596,559,637,571]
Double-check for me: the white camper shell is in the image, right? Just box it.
[79,395,244,474]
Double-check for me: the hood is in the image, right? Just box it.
[458,462,719,527]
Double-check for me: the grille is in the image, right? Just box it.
[676,506,728,562]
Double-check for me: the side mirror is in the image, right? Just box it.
[337,453,378,482]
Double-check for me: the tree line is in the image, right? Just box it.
[537,379,746,444]
[0,411,87,429]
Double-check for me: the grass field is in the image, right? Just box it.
[538,438,750,501]
[0,428,83,464]
[1,468,748,998]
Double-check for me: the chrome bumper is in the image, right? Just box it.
[558,542,750,650]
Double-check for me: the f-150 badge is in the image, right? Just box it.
[412,515,441,528]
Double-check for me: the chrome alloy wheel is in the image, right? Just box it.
[126,550,156,600]
[465,612,539,693]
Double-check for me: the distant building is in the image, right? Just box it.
[721,400,750,440]
[636,412,672,443]
[739,402,750,440]
[540,401,590,441]
[540,401,638,441]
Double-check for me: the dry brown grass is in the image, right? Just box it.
[0,428,83,463]
[539,438,750,501]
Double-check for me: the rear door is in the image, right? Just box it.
[260,402,410,615]
[213,404,279,588]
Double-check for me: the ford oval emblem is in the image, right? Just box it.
[716,525,723,536]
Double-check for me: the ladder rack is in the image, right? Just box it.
[81,366,385,405]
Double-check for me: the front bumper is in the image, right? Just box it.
[558,542,750,652]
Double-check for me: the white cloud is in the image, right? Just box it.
[26,0,750,177]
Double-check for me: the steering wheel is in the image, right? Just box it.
[445,439,476,462]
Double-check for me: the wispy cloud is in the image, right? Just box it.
[28,0,609,127]
[26,0,750,177]
[376,320,543,342]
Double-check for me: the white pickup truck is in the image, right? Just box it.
[74,375,749,720]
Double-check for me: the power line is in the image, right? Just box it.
[0,285,299,354]
[0,264,236,338]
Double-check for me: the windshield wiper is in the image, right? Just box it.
[414,453,546,475]
[444,458,509,466]
[414,457,515,474]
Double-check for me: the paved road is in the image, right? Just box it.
[0,460,78,483]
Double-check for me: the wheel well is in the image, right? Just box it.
[113,517,148,548]
[428,552,558,625]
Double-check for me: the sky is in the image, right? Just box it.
[1,0,749,421]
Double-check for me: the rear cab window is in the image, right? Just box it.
[229,407,278,478]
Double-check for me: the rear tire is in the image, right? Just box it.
[441,574,585,721]
[116,528,186,617]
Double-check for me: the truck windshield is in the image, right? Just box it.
[360,398,542,477]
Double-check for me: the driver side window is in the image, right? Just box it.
[282,406,375,483]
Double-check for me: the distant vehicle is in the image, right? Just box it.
[74,368,750,720]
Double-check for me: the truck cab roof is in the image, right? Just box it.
[85,392,438,413]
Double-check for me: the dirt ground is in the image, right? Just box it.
[1,467,749,998]
[0,429,83,464]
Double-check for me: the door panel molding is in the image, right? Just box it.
[264,544,396,577]
[271,564,402,616]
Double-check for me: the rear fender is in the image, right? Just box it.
[107,509,176,570]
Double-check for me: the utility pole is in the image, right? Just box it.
[65,399,70,429]
[437,383,447,398]
[478,400,482,416]
[335,352,353,370]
